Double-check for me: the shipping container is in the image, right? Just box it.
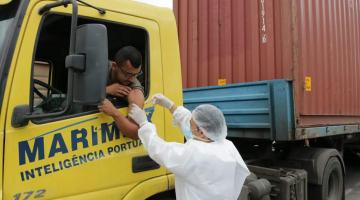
[174,0,360,127]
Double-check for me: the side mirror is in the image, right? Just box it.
[67,24,108,105]
[12,105,30,128]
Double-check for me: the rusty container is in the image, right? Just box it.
[174,0,360,127]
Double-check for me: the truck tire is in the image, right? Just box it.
[309,157,344,200]
[247,179,271,199]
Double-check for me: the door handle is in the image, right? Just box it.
[132,155,160,173]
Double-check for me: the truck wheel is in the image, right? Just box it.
[309,157,344,200]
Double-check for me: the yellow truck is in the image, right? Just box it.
[0,0,183,199]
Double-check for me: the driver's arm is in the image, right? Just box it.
[111,89,144,139]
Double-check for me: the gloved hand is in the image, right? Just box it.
[129,104,148,127]
[151,93,174,109]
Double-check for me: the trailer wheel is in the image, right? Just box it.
[309,157,344,200]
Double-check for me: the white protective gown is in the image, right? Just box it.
[138,106,250,200]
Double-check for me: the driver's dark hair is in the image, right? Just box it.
[114,46,142,69]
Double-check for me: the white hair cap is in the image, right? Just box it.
[192,104,227,142]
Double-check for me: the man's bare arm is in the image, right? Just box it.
[98,89,144,139]
[112,89,144,139]
[127,89,145,108]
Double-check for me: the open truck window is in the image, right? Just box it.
[31,13,149,119]
[32,61,52,108]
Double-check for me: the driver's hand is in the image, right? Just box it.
[106,83,131,98]
[98,99,120,117]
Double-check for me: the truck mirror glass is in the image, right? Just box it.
[72,24,108,105]
[12,105,30,128]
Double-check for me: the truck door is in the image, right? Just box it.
[3,1,165,199]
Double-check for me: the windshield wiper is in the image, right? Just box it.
[77,0,105,14]
[39,0,105,15]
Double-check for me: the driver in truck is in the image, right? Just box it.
[98,46,145,139]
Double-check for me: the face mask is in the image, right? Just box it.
[181,123,193,141]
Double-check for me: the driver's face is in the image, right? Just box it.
[112,60,141,85]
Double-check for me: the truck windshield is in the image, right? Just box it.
[0,0,20,63]
[0,18,14,55]
[0,0,23,113]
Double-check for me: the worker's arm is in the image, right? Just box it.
[150,93,191,122]
[169,104,177,113]
[128,104,190,177]
[99,89,144,139]
[171,106,191,123]
[138,121,190,177]
[151,93,192,134]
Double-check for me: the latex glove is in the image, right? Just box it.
[151,93,174,109]
[129,104,148,127]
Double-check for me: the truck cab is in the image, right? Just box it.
[0,0,183,199]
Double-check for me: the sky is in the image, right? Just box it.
[134,0,173,9]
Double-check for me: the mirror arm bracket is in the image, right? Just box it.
[66,54,85,72]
